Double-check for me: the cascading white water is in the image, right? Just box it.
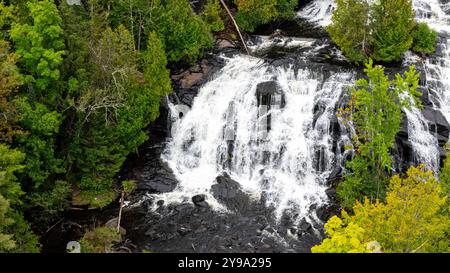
[401,92,441,173]
[415,0,450,124]
[300,0,450,172]
[162,55,353,223]
[298,0,336,27]
[414,0,450,173]
[157,0,449,227]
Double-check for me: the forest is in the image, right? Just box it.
[0,0,449,254]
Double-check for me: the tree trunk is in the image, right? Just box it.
[219,0,250,55]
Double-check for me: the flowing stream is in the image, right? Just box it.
[135,1,450,250]
[299,0,450,172]
[162,56,354,224]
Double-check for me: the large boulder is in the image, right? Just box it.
[138,160,178,193]
[211,174,250,213]
[256,81,286,108]
[422,106,450,145]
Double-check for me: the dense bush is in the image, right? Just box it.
[0,144,40,253]
[234,0,298,32]
[202,0,225,32]
[151,0,213,62]
[328,0,436,63]
[327,0,370,64]
[0,40,22,142]
[108,0,213,63]
[313,166,449,253]
[1,0,177,252]
[371,0,416,62]
[412,22,438,54]
[80,227,121,253]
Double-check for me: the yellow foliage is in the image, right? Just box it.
[313,165,450,253]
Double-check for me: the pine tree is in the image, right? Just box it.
[327,0,371,64]
[371,0,415,62]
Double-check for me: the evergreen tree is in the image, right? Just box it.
[0,144,40,253]
[234,0,298,32]
[337,60,420,208]
[371,0,415,62]
[327,0,371,64]
[412,22,438,55]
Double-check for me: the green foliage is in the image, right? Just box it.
[0,40,23,142]
[122,180,136,196]
[0,144,24,252]
[108,0,213,62]
[0,1,14,39]
[315,165,449,253]
[15,98,64,187]
[412,22,437,55]
[202,0,225,32]
[69,27,171,205]
[80,226,121,253]
[311,215,371,253]
[371,0,415,62]
[151,0,213,62]
[58,0,92,98]
[26,181,70,229]
[327,0,370,64]
[440,146,450,199]
[235,0,298,32]
[0,144,40,253]
[9,0,65,98]
[328,0,432,63]
[337,60,420,208]
[0,194,15,251]
[4,210,40,253]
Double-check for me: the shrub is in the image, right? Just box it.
[440,146,450,199]
[327,0,370,64]
[202,0,225,32]
[26,181,71,229]
[328,0,432,63]
[151,0,213,62]
[371,0,415,62]
[80,227,121,253]
[314,165,449,253]
[0,144,40,253]
[412,22,437,54]
[234,0,298,32]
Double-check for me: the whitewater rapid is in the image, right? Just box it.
[162,55,354,223]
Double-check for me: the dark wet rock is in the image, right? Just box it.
[217,39,235,49]
[256,81,284,102]
[211,174,250,212]
[297,219,312,235]
[105,218,127,236]
[423,106,450,141]
[180,72,204,89]
[192,194,206,205]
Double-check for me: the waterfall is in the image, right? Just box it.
[415,0,450,124]
[162,55,354,223]
[300,0,450,172]
[401,92,441,174]
[415,0,450,173]
[158,0,449,225]
[297,0,336,27]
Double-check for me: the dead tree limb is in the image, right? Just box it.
[219,0,250,55]
[117,190,125,233]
